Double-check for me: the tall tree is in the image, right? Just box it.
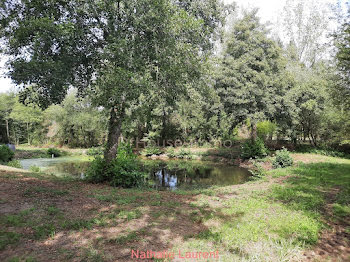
[9,100,43,145]
[45,91,108,147]
[279,0,331,67]
[0,0,226,162]
[0,93,15,143]
[216,10,286,138]
[335,6,350,108]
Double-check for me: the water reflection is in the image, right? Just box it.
[143,160,251,190]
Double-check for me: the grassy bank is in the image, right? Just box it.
[14,145,87,160]
[0,154,349,262]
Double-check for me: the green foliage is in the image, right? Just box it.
[86,143,147,188]
[296,145,348,158]
[33,224,56,239]
[0,145,15,163]
[176,148,193,159]
[141,145,162,156]
[272,148,293,168]
[47,148,61,157]
[241,138,268,159]
[84,156,106,183]
[249,161,266,180]
[0,0,226,160]
[29,165,41,173]
[9,100,43,145]
[332,203,350,218]
[165,147,176,158]
[44,92,108,148]
[86,147,104,157]
[216,10,286,128]
[0,231,21,250]
[257,121,277,140]
[7,160,22,169]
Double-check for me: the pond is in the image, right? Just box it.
[19,157,251,190]
[19,157,91,178]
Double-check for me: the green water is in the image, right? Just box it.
[19,157,251,190]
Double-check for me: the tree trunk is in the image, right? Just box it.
[104,106,125,163]
[27,122,30,145]
[5,119,10,143]
[250,122,257,140]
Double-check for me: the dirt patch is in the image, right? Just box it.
[0,165,30,173]
[0,171,206,262]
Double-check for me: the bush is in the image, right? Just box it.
[47,148,61,157]
[29,165,41,172]
[176,148,193,159]
[141,145,162,157]
[86,147,104,156]
[7,160,22,169]
[165,147,176,158]
[272,148,293,168]
[0,145,15,163]
[84,156,106,183]
[241,138,268,159]
[86,143,147,188]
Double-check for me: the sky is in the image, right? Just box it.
[0,0,344,94]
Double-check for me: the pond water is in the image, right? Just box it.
[19,157,251,190]
[19,157,91,178]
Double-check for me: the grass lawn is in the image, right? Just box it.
[0,154,349,261]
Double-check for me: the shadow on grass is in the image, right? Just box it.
[270,162,350,215]
[0,171,212,262]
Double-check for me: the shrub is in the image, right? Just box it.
[141,145,162,156]
[165,147,176,158]
[86,143,147,188]
[249,160,266,180]
[84,156,106,183]
[7,160,22,169]
[176,148,193,159]
[47,148,61,157]
[29,165,41,172]
[0,145,15,163]
[86,147,103,156]
[272,148,293,168]
[241,138,268,159]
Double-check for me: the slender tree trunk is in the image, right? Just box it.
[104,106,125,163]
[27,122,30,145]
[5,119,10,143]
[250,122,257,140]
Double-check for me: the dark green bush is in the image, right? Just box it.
[0,145,15,163]
[272,148,293,168]
[47,148,61,157]
[241,138,268,159]
[86,143,147,188]
[84,156,106,183]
